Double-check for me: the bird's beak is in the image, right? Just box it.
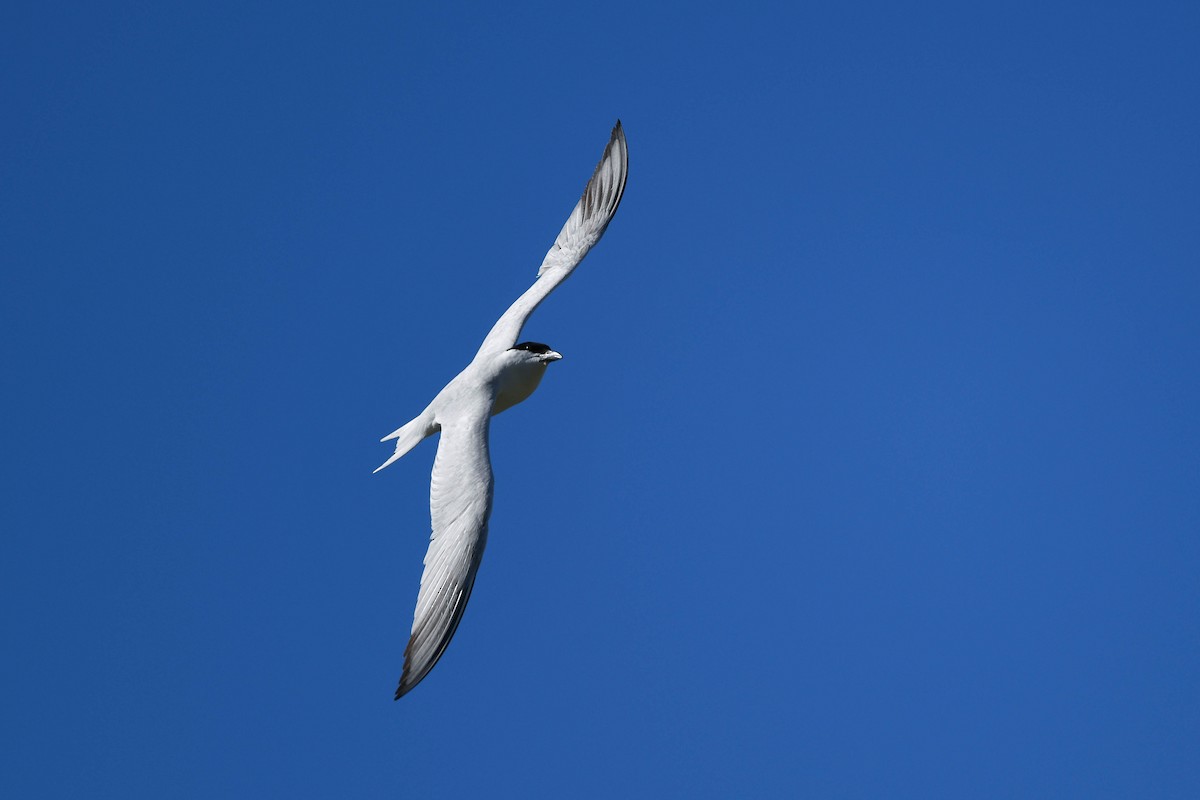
[544,351,563,362]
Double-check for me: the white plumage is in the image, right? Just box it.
[376,122,628,698]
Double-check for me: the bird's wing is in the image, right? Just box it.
[477,120,628,356]
[396,396,494,699]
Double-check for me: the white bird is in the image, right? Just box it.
[375,121,628,699]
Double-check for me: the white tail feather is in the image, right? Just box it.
[374,412,437,473]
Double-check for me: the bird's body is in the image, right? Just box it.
[375,122,628,699]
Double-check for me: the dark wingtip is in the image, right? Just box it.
[394,638,419,699]
[610,119,625,152]
[394,665,412,699]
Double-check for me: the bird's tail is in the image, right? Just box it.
[374,411,437,473]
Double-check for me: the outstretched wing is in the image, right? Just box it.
[477,120,629,356]
[396,399,494,699]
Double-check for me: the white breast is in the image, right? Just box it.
[491,361,548,416]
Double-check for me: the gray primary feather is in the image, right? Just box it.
[378,121,628,699]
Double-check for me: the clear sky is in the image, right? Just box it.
[3,1,1198,797]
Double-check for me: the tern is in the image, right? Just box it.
[375,121,628,698]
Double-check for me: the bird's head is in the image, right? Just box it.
[510,341,563,365]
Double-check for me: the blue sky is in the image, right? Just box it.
[3,1,1198,796]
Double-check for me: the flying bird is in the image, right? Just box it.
[375,121,628,699]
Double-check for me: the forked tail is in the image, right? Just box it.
[374,411,437,473]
